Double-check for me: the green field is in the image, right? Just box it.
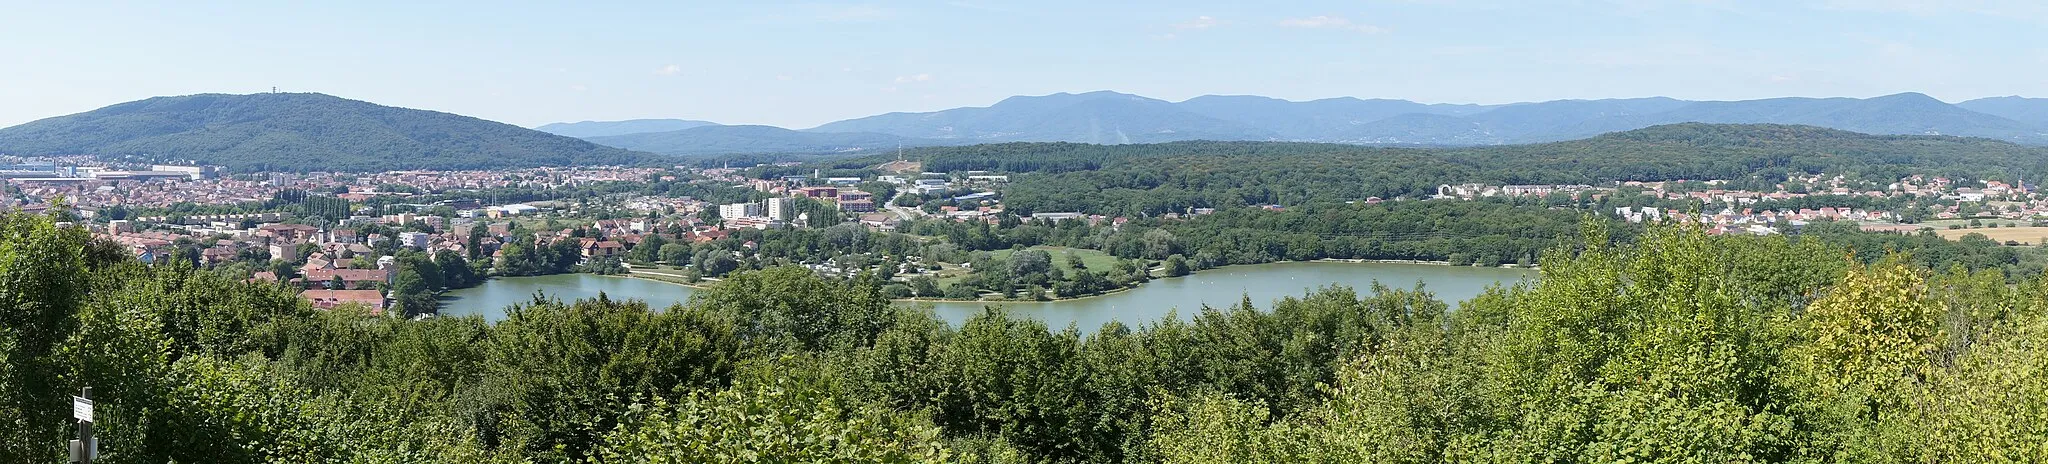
[919,247,1129,289]
[990,246,1125,274]
[1936,226,2048,245]
[1919,218,2026,229]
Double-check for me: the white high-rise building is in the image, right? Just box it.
[764,197,792,221]
[719,202,762,219]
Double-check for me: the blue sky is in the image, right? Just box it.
[3,0,2045,129]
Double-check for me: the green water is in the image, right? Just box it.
[440,262,1536,330]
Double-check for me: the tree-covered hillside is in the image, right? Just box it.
[0,93,658,171]
[854,124,2048,216]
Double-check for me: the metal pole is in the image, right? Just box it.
[81,386,92,464]
[69,386,93,464]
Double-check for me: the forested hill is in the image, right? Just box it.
[0,93,659,171]
[1447,123,2048,184]
[832,123,2048,216]
[879,123,2048,182]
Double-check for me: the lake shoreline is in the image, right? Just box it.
[605,258,1533,305]
[442,262,1536,329]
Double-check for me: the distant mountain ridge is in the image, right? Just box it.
[585,125,947,157]
[1958,96,2048,128]
[0,93,655,171]
[552,90,2048,154]
[810,91,1279,143]
[535,119,720,138]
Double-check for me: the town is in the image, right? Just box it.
[6,153,2043,317]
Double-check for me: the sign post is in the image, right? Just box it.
[69,387,93,464]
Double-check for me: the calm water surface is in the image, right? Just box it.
[440,273,693,318]
[441,262,1536,330]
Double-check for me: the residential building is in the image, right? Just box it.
[719,202,763,219]
[796,186,840,198]
[397,231,430,250]
[839,199,876,213]
[580,239,625,258]
[1032,212,1086,222]
[764,197,792,221]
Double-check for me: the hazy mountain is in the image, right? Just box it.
[802,91,2048,146]
[808,90,1276,143]
[1347,97,1692,144]
[0,93,656,171]
[535,119,720,138]
[1958,96,2048,127]
[1553,93,2045,143]
[1176,95,1495,140]
[585,125,945,156]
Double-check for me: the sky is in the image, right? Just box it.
[2,0,2046,129]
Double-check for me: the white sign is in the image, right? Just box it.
[72,396,92,422]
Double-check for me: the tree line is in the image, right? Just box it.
[3,210,2046,462]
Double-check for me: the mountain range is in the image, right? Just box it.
[549,91,2048,154]
[0,93,654,171]
[535,119,719,138]
[583,125,939,157]
[8,91,2048,171]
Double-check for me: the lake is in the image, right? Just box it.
[440,273,695,318]
[440,262,1537,330]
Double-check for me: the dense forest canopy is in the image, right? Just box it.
[831,124,2048,217]
[882,123,2048,182]
[0,93,658,171]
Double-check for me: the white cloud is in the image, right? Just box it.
[777,74,794,81]
[894,73,934,84]
[1278,15,1388,34]
[654,64,682,76]
[1173,16,1221,30]
[569,84,588,92]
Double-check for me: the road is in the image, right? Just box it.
[884,190,922,222]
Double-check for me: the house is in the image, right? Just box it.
[257,223,320,243]
[201,246,238,265]
[581,239,625,258]
[301,289,387,315]
[328,228,360,244]
[857,213,900,231]
[1032,212,1086,222]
